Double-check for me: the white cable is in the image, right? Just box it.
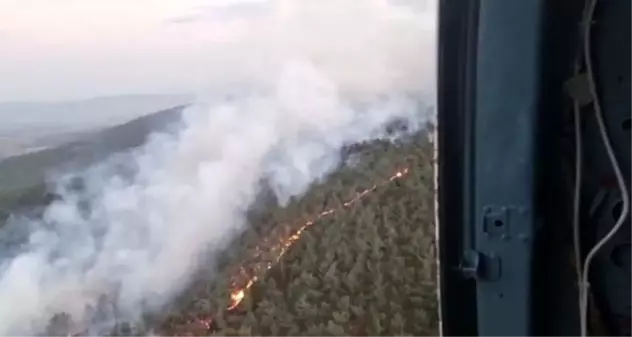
[578,0,631,335]
[572,2,590,329]
[572,88,583,328]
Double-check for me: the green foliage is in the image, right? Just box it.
[159,132,438,336]
[0,120,437,336]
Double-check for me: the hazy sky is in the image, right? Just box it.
[0,0,436,102]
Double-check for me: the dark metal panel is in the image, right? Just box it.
[437,0,555,335]
[435,0,479,335]
[472,0,543,335]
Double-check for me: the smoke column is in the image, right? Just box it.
[0,0,436,334]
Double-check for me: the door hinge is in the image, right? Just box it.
[460,249,501,281]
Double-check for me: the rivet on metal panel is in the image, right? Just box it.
[483,206,511,237]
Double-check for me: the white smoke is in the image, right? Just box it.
[0,0,436,334]
[177,0,437,100]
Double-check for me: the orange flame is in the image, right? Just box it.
[65,167,412,336]
[183,166,411,333]
[198,317,213,330]
[225,166,410,311]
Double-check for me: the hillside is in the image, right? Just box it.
[0,95,192,160]
[136,133,436,335]
[0,105,187,224]
[40,131,436,336]
[0,104,437,336]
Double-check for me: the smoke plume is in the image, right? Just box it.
[0,0,435,334]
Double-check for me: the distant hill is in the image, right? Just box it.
[0,104,187,224]
[0,94,193,158]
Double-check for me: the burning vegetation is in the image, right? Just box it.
[45,130,437,336]
[155,132,437,336]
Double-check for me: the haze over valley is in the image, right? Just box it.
[0,94,191,159]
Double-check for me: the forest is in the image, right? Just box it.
[151,130,439,336]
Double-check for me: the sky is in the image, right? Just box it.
[0,0,437,102]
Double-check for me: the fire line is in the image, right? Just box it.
[169,165,412,335]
